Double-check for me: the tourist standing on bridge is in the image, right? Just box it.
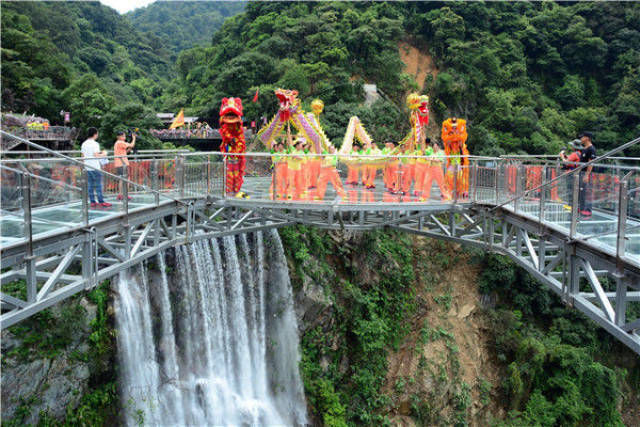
[421,142,451,201]
[81,128,111,208]
[382,142,399,193]
[578,132,596,216]
[559,139,582,203]
[315,145,347,200]
[113,131,136,200]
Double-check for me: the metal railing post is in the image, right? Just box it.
[570,174,580,239]
[272,159,277,201]
[222,156,227,198]
[176,155,184,198]
[81,168,89,226]
[514,164,521,212]
[151,160,159,206]
[453,163,459,204]
[20,173,36,302]
[122,164,129,213]
[538,166,546,224]
[471,161,478,202]
[616,180,628,259]
[494,162,500,204]
[207,155,211,194]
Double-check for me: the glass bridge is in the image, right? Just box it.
[1,152,638,267]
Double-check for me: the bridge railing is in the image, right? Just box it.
[487,150,640,263]
[0,149,191,158]
[1,130,638,264]
[174,151,503,205]
[0,131,196,248]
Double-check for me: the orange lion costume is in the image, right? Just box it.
[219,97,247,196]
[441,117,469,198]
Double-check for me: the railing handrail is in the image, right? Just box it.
[0,130,189,207]
[501,154,640,161]
[487,135,640,214]
[2,149,190,155]
[1,153,192,163]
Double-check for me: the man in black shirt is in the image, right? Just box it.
[578,131,596,216]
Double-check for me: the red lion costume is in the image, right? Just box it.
[219,97,247,196]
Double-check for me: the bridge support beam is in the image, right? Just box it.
[2,199,639,355]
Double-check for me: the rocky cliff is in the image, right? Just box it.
[2,228,638,426]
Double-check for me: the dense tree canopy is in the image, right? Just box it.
[2,1,639,152]
[127,1,246,55]
[164,1,640,155]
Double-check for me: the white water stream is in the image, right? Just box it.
[114,230,307,426]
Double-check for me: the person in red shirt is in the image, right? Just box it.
[558,139,582,205]
[559,140,582,169]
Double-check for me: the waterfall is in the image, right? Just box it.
[114,230,308,426]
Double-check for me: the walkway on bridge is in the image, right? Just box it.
[1,132,639,354]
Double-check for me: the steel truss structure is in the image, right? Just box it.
[4,197,637,354]
[0,198,294,328]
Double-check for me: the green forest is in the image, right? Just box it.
[1,2,639,425]
[127,1,246,55]
[2,1,639,155]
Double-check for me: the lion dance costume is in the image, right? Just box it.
[219,97,247,196]
[441,117,469,198]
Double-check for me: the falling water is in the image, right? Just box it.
[114,230,308,426]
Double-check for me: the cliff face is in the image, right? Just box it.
[286,228,505,426]
[285,226,639,427]
[1,283,118,426]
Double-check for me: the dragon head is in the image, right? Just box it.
[219,97,243,125]
[418,95,429,115]
[275,89,299,110]
[275,88,299,122]
[417,95,429,126]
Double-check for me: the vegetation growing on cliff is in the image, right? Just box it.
[1,280,118,426]
[282,226,419,425]
[282,226,639,426]
[477,253,639,426]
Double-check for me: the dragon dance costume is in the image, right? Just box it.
[397,93,430,196]
[257,90,344,201]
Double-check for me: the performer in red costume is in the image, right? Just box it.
[219,97,248,197]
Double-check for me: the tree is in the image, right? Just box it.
[99,103,163,150]
[62,74,115,132]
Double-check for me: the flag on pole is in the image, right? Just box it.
[252,88,259,103]
[169,109,185,129]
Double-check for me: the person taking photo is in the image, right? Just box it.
[113,130,136,200]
